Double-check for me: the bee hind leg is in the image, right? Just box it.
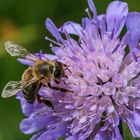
[37,95,54,109]
[48,82,73,93]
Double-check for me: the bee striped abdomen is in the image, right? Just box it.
[23,83,37,104]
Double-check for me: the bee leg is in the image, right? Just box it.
[62,68,71,80]
[64,67,71,74]
[63,80,67,85]
[63,74,68,78]
[54,79,62,84]
[48,82,73,93]
[55,79,67,85]
[37,94,54,109]
[35,82,43,103]
[44,100,54,109]
[37,94,45,104]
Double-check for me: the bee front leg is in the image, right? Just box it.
[64,67,71,74]
[63,68,71,78]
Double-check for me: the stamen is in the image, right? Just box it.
[45,36,62,47]
[39,50,43,60]
[85,8,92,19]
[50,43,53,48]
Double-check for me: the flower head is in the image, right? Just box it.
[17,0,140,140]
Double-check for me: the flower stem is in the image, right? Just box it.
[119,121,123,138]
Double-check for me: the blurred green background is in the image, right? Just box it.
[0,0,140,140]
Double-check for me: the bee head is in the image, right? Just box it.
[54,61,63,79]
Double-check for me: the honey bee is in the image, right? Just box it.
[1,41,71,106]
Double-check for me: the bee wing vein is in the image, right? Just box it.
[2,81,23,98]
[5,41,30,57]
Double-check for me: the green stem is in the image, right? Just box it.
[119,121,123,138]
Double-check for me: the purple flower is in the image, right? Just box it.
[17,0,140,140]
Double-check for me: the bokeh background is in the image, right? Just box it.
[0,0,140,140]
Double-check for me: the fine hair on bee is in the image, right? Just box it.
[2,41,72,108]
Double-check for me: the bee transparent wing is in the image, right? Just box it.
[1,81,23,98]
[5,41,30,57]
